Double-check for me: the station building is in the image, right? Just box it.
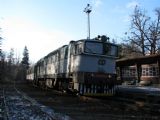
[116,54,160,85]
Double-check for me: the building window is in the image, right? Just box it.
[142,65,159,77]
[122,66,136,77]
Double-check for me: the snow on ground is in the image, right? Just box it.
[5,88,73,120]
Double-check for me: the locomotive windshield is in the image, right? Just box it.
[85,42,103,54]
[84,41,118,57]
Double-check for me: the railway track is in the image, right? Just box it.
[17,82,160,120]
[1,81,160,120]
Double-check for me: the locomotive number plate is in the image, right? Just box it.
[98,59,106,65]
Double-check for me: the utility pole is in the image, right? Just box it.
[84,4,92,40]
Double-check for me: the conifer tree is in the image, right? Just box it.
[21,46,29,69]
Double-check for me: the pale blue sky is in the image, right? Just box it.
[0,0,160,62]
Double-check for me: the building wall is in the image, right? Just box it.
[141,64,159,84]
[119,64,159,84]
[121,66,137,81]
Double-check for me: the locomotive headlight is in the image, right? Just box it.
[108,74,111,78]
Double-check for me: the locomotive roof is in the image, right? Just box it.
[45,45,68,58]
[71,39,118,46]
[35,39,118,64]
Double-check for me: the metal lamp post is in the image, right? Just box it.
[84,4,92,40]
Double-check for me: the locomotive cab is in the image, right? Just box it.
[67,36,118,95]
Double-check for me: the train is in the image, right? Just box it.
[26,35,118,96]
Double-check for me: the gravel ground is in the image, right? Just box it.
[17,82,160,120]
[0,82,72,120]
[1,81,160,120]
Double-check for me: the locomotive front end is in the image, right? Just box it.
[69,37,118,96]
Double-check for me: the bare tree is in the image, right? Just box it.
[127,6,160,56]
[147,8,160,54]
[119,42,142,58]
[129,6,150,56]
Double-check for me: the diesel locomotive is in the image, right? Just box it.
[26,36,118,96]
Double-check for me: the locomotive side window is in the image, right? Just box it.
[111,45,118,57]
[75,43,83,55]
[104,44,118,57]
[70,42,83,55]
[104,44,111,55]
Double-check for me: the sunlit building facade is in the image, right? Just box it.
[116,54,160,85]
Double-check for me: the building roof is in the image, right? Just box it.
[116,54,160,67]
